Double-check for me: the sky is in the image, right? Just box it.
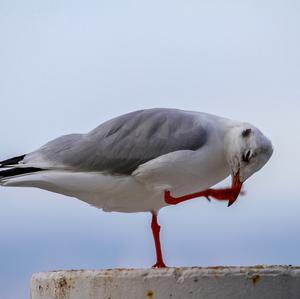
[0,0,300,298]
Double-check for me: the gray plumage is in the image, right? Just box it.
[23,108,208,175]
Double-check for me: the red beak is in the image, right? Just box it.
[228,170,243,207]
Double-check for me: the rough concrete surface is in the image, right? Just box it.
[31,266,300,299]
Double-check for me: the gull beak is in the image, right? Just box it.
[228,170,243,207]
[232,170,242,189]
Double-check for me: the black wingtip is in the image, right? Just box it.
[0,154,26,168]
[0,167,43,179]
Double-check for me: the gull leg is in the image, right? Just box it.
[151,212,166,268]
[164,172,243,207]
[164,185,242,207]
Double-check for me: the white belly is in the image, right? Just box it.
[1,171,163,212]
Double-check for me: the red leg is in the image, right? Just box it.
[165,187,241,207]
[151,212,166,268]
[164,173,243,207]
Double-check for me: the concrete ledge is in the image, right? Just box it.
[31,266,300,299]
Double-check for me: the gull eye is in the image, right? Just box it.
[242,150,252,162]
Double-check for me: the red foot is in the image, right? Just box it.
[152,261,167,268]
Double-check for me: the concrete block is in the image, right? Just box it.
[31,266,300,299]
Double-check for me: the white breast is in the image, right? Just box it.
[133,133,230,198]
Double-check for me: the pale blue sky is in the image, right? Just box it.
[0,1,300,298]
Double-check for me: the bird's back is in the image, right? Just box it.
[24,108,210,175]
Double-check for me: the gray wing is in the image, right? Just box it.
[24,108,208,175]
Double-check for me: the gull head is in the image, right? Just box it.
[225,124,273,185]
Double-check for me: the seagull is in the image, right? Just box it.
[0,108,273,268]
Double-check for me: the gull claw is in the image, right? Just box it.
[205,196,211,202]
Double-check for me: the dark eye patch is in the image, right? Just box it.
[242,150,252,162]
[242,128,252,138]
